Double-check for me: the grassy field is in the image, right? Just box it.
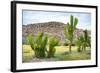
[22,45,91,62]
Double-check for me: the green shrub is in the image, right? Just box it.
[27,32,48,58]
[34,32,48,58]
[22,38,29,44]
[76,36,82,52]
[27,34,34,50]
[63,41,69,46]
[76,30,91,52]
[47,37,59,58]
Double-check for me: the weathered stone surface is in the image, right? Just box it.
[22,22,65,43]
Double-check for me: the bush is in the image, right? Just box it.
[27,32,48,58]
[63,42,75,46]
[47,37,59,58]
[71,43,75,46]
[27,34,34,50]
[63,42,69,46]
[34,32,48,58]
[22,38,29,45]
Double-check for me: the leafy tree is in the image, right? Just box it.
[64,15,78,52]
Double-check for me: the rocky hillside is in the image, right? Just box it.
[22,21,90,44]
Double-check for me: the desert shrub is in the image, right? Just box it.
[71,43,75,46]
[63,42,69,46]
[22,38,29,45]
[27,32,48,58]
[34,32,48,58]
[76,30,91,52]
[47,37,59,58]
[76,36,82,52]
[27,34,35,50]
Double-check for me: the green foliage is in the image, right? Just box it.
[27,32,60,58]
[76,30,91,52]
[34,33,48,58]
[82,30,91,51]
[84,30,91,47]
[64,15,78,52]
[22,38,29,44]
[27,34,34,50]
[63,41,69,46]
[87,36,91,47]
[47,37,59,58]
[27,32,48,58]
[76,35,83,52]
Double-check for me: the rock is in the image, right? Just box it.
[22,21,90,44]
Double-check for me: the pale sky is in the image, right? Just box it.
[22,10,91,30]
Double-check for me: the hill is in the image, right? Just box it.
[22,21,90,44]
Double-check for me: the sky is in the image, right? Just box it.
[22,10,91,30]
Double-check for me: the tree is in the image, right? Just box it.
[64,15,78,52]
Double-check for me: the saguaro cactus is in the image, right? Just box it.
[27,32,48,58]
[64,15,78,52]
[47,37,59,58]
[76,29,91,52]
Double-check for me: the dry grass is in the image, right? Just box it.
[22,45,91,62]
[22,45,77,56]
[55,46,77,54]
[22,45,34,62]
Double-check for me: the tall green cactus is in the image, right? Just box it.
[27,34,34,50]
[82,30,90,51]
[76,29,91,52]
[76,35,84,52]
[27,32,48,58]
[76,36,82,52]
[47,37,59,58]
[34,32,46,58]
[64,15,78,52]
